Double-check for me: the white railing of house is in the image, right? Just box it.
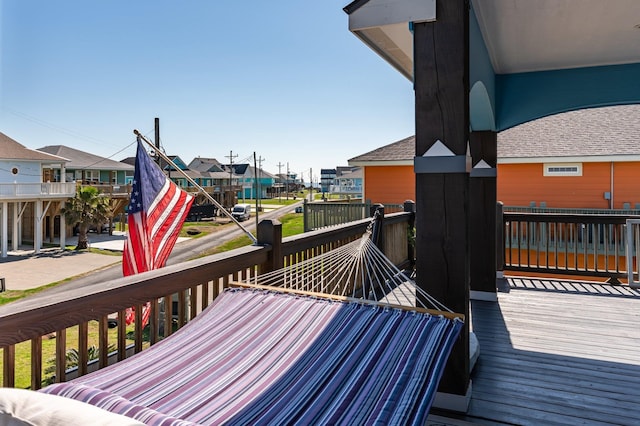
[626,219,640,288]
[0,182,77,198]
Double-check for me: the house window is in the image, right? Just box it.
[85,170,99,183]
[543,163,582,176]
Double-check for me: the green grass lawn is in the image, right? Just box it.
[1,321,134,389]
[196,213,303,258]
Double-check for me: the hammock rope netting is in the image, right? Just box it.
[242,222,453,316]
[41,216,464,425]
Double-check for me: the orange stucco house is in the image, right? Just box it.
[349,105,640,210]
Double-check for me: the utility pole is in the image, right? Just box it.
[277,162,284,202]
[225,150,238,209]
[300,171,304,197]
[286,162,290,200]
[256,155,265,207]
[154,117,161,167]
[154,118,170,183]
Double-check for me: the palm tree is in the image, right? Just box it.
[61,186,112,250]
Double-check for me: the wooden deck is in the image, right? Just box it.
[441,277,640,425]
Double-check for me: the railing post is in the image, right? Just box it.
[369,204,385,250]
[404,200,416,268]
[303,199,309,232]
[257,219,283,273]
[496,201,505,288]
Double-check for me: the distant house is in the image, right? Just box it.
[330,166,363,199]
[349,105,640,209]
[319,169,336,194]
[233,165,277,200]
[38,145,136,225]
[348,136,415,205]
[37,145,133,186]
[0,133,76,257]
[187,157,241,206]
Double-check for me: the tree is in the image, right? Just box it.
[61,186,112,250]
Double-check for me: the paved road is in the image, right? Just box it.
[0,201,302,292]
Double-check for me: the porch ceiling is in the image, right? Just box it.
[473,0,640,74]
[345,0,640,77]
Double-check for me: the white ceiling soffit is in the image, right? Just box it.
[347,0,640,77]
[346,0,436,79]
[472,0,640,74]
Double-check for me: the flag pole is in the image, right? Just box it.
[133,129,258,244]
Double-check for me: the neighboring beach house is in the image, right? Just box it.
[330,166,363,199]
[0,133,76,257]
[349,105,640,209]
[37,145,133,186]
[348,135,415,205]
[233,165,277,200]
[38,145,135,225]
[187,157,242,206]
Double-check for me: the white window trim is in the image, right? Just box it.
[543,163,582,177]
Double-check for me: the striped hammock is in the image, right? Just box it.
[42,223,464,425]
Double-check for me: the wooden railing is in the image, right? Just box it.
[501,210,640,282]
[303,200,405,232]
[0,211,414,390]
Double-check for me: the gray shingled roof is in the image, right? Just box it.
[349,105,640,164]
[348,135,415,164]
[37,145,134,171]
[188,157,224,173]
[498,105,640,159]
[0,132,68,162]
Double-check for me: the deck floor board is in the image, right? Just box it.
[458,277,640,425]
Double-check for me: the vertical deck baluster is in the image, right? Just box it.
[78,321,88,376]
[553,222,558,271]
[149,299,159,345]
[506,220,511,266]
[134,305,143,352]
[55,329,66,383]
[117,311,126,361]
[604,224,610,274]
[544,221,550,268]
[535,222,541,268]
[222,275,230,294]
[3,345,15,387]
[587,223,602,272]
[571,224,577,271]
[583,223,588,272]
[178,290,186,328]
[98,316,109,368]
[190,285,198,319]
[163,296,172,338]
[616,223,623,273]
[201,281,209,312]
[31,337,42,389]
[516,221,522,267]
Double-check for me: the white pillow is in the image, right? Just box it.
[0,388,145,426]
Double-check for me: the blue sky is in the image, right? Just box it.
[0,1,415,183]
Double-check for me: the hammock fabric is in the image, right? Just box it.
[42,288,462,425]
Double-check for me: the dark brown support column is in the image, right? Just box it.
[413,0,470,409]
[469,131,498,300]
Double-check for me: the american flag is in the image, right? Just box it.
[123,138,194,325]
